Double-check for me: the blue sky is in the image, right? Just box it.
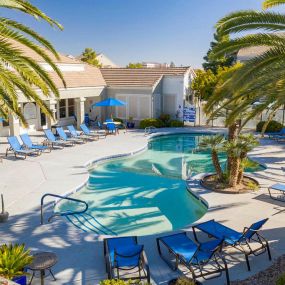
[4,0,284,67]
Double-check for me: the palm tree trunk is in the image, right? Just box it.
[227,121,241,173]
[212,150,223,181]
[229,157,240,187]
[237,153,246,185]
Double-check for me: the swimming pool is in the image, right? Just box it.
[56,133,263,236]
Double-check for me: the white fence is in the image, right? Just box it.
[193,102,285,130]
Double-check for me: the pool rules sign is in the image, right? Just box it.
[183,106,196,123]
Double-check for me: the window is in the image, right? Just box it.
[68,99,75,117]
[59,99,66,118]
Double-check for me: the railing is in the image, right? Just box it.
[40,193,88,225]
[145,126,156,136]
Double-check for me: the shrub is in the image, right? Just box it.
[158,114,171,127]
[170,277,196,285]
[100,280,134,285]
[113,117,124,123]
[139,118,160,129]
[276,273,285,285]
[0,244,33,280]
[170,120,184,127]
[256,120,283,133]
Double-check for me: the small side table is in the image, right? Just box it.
[27,252,58,285]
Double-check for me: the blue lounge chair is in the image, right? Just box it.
[267,128,285,139]
[56,127,77,145]
[67,125,86,143]
[192,219,271,271]
[268,183,285,201]
[104,236,150,282]
[157,232,229,285]
[80,124,102,139]
[106,122,117,135]
[6,136,39,159]
[20,133,50,153]
[44,129,69,148]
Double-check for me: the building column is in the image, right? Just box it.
[46,99,57,128]
[76,97,86,129]
[9,113,20,136]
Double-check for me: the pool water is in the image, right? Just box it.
[57,133,263,236]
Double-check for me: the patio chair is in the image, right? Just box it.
[43,129,70,148]
[20,133,51,153]
[67,125,87,143]
[268,183,285,201]
[192,218,271,271]
[6,136,39,159]
[56,127,78,145]
[104,236,150,283]
[267,128,285,139]
[106,122,118,135]
[157,232,229,285]
[80,124,102,139]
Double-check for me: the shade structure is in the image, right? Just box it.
[0,118,3,122]
[92,98,126,108]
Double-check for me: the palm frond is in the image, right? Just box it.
[263,0,285,9]
[216,10,285,35]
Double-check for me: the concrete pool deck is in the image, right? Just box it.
[0,127,285,284]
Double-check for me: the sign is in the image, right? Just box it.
[183,106,196,123]
[23,103,37,120]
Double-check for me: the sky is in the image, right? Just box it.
[3,0,284,68]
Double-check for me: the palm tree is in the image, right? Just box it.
[0,0,65,124]
[206,0,285,131]
[236,134,259,184]
[199,135,225,181]
[81,48,102,67]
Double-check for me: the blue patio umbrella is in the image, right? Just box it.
[0,118,4,122]
[92,98,126,108]
[92,98,126,119]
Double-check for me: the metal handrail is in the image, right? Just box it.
[40,193,88,225]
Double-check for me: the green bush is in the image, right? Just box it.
[113,117,124,123]
[276,273,285,285]
[158,114,171,127]
[139,118,160,129]
[0,244,33,280]
[100,280,133,285]
[256,120,283,133]
[170,120,184,127]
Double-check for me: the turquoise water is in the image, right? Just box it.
[57,133,263,236]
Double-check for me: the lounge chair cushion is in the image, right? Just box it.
[111,245,143,267]
[195,220,243,245]
[159,233,223,264]
[160,233,198,262]
[244,218,268,240]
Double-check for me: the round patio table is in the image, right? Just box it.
[27,252,57,285]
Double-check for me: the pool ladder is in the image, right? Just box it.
[145,126,156,136]
[40,193,115,235]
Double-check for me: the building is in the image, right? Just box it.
[97,53,118,68]
[0,45,194,136]
[101,67,193,122]
[237,46,269,62]
[141,62,169,68]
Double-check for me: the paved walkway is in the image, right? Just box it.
[0,128,285,285]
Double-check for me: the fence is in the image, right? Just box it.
[192,101,285,129]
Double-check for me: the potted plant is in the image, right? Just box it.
[168,276,202,285]
[127,117,135,129]
[0,195,9,223]
[0,244,33,285]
